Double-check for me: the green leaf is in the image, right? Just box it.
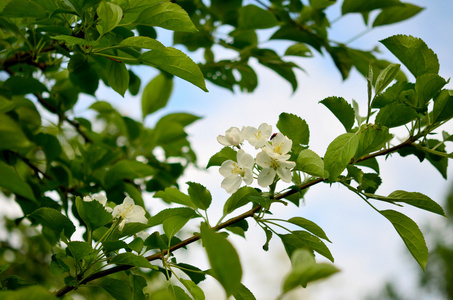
[386,190,446,216]
[142,73,173,119]
[148,207,199,227]
[223,186,261,215]
[355,124,393,158]
[380,210,428,270]
[120,36,166,50]
[0,285,58,300]
[285,43,313,57]
[433,89,453,123]
[4,76,49,95]
[100,278,132,300]
[131,275,147,300]
[374,63,401,95]
[110,252,155,269]
[29,207,76,238]
[75,196,113,230]
[324,133,359,181]
[0,160,36,201]
[373,3,424,27]
[0,113,32,150]
[287,217,331,242]
[277,113,309,148]
[66,241,91,261]
[135,2,197,32]
[52,35,98,46]
[207,147,237,168]
[187,182,212,210]
[375,102,418,127]
[342,0,402,14]
[96,1,123,36]
[296,149,325,178]
[282,249,339,293]
[0,0,47,18]
[200,223,242,296]
[154,188,194,207]
[233,283,257,300]
[163,216,190,239]
[106,60,129,97]
[329,46,353,80]
[319,97,355,132]
[104,160,155,187]
[102,241,129,252]
[181,279,205,300]
[139,48,207,92]
[270,26,323,53]
[177,263,206,284]
[414,74,447,110]
[172,286,191,300]
[238,4,278,30]
[280,231,334,262]
[380,35,439,77]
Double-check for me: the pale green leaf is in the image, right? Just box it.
[374,63,401,95]
[296,149,325,178]
[110,252,155,269]
[181,279,205,300]
[96,2,123,36]
[135,2,197,32]
[153,188,194,207]
[387,190,446,216]
[120,36,166,50]
[324,133,359,181]
[207,147,237,168]
[287,217,331,242]
[238,4,278,29]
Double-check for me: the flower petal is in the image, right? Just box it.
[221,175,242,193]
[258,168,276,187]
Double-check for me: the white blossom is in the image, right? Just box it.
[83,194,113,213]
[112,196,148,231]
[242,123,273,149]
[136,231,150,240]
[256,151,295,187]
[263,133,293,158]
[217,127,244,147]
[219,149,254,193]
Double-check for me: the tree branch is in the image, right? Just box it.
[53,137,416,297]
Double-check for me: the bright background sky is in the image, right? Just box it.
[2,1,453,299]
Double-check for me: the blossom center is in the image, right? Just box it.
[231,162,245,177]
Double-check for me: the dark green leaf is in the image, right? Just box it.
[270,26,324,53]
[154,188,194,207]
[100,278,132,300]
[329,46,353,80]
[280,231,334,262]
[207,147,238,169]
[433,89,453,123]
[0,0,46,18]
[4,76,48,95]
[380,210,428,270]
[319,97,355,132]
[148,207,199,227]
[66,241,91,261]
[135,2,197,32]
[324,133,359,181]
[106,60,129,97]
[355,124,393,158]
[386,190,446,216]
[177,263,206,284]
[163,216,190,238]
[52,35,98,46]
[414,74,447,110]
[233,283,257,300]
[238,5,278,29]
[0,160,35,201]
[75,196,113,230]
[200,223,242,296]
[342,0,402,14]
[285,43,313,57]
[287,217,330,242]
[375,102,418,127]
[380,35,439,77]
[187,182,212,210]
[374,63,401,95]
[110,252,155,269]
[0,285,58,300]
[104,160,155,187]
[131,275,147,300]
[373,3,424,27]
[223,186,260,215]
[277,113,310,147]
[142,73,173,119]
[29,207,76,238]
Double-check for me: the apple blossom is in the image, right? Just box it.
[112,196,148,231]
[219,149,254,193]
[263,133,293,158]
[256,151,296,187]
[217,127,243,147]
[242,123,273,149]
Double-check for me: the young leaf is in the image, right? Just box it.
[380,35,439,77]
[372,3,424,27]
[163,216,190,239]
[433,89,453,123]
[414,73,447,110]
[96,2,123,36]
[75,196,113,230]
[153,188,194,207]
[180,279,205,300]
[120,36,166,50]
[187,182,212,210]
[296,149,325,178]
[135,2,197,32]
[207,147,237,168]
[375,102,418,128]
[100,278,132,300]
[287,217,331,242]
[139,47,207,92]
[380,210,428,270]
[131,275,147,300]
[106,60,129,97]
[223,186,260,215]
[319,97,355,132]
[148,207,199,228]
[374,63,400,95]
[355,124,393,158]
[280,231,334,262]
[386,190,446,216]
[285,43,313,57]
[324,133,359,181]
[142,73,173,119]
[277,113,309,147]
[110,253,156,269]
[66,241,91,261]
[200,223,242,296]
[0,160,36,201]
[29,207,76,238]
[238,4,278,29]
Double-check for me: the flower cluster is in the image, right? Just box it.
[84,194,148,231]
[217,123,296,193]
